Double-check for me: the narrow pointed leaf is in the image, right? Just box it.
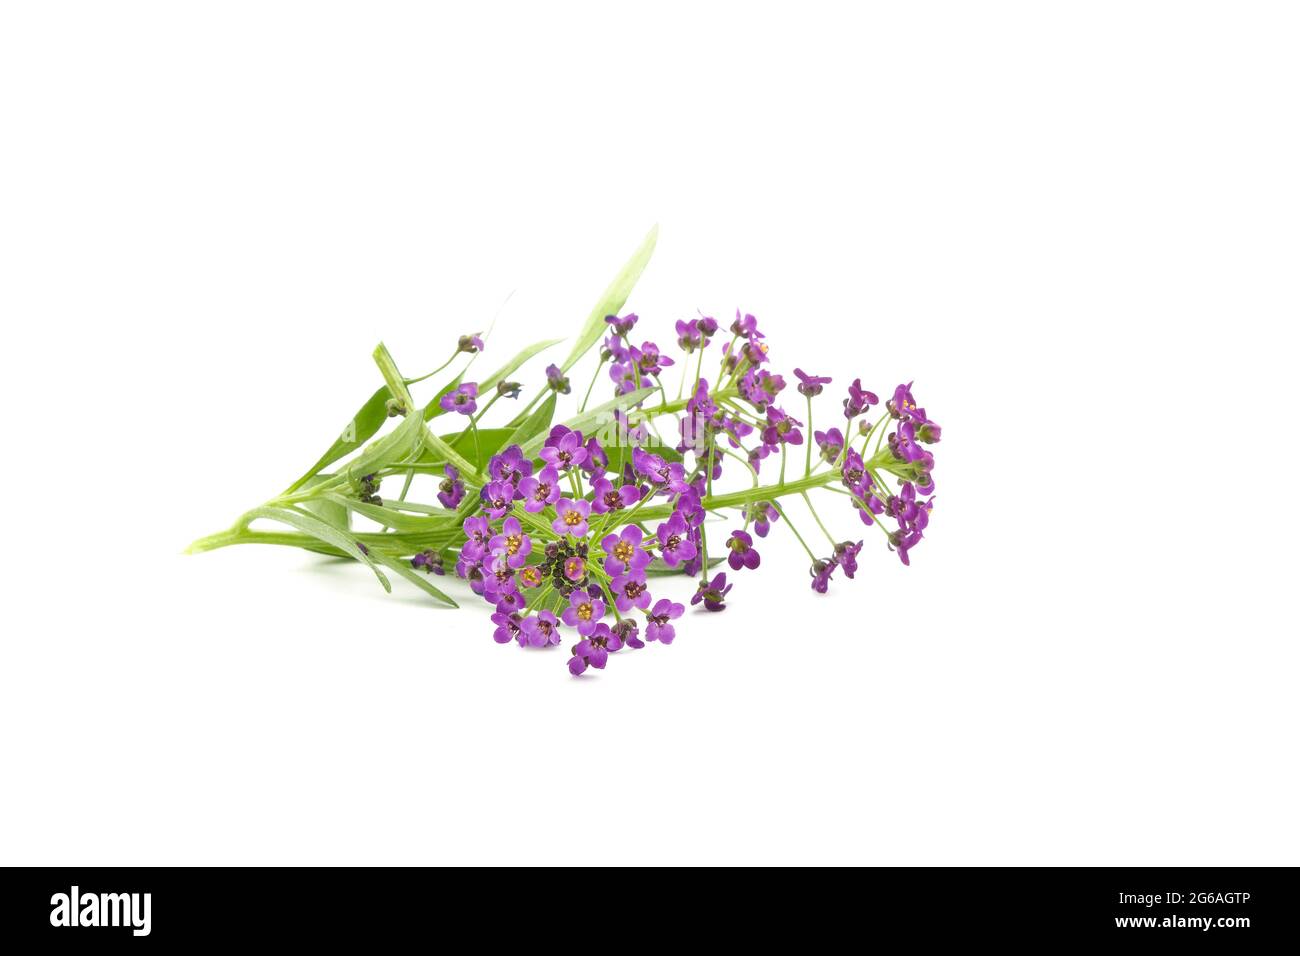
[559,225,658,373]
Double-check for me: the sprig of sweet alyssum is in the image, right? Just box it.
[189,229,940,675]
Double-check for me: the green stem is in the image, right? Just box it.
[579,358,606,413]
[801,491,837,546]
[769,499,817,563]
[805,395,814,477]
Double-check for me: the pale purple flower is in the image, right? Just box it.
[655,512,698,568]
[611,569,652,613]
[518,464,561,513]
[437,464,464,509]
[691,572,732,612]
[552,497,591,537]
[644,598,684,644]
[592,476,642,514]
[601,525,651,576]
[487,516,531,569]
[440,382,478,416]
[540,428,588,471]
[519,610,561,648]
[725,529,760,571]
[794,368,832,397]
[562,589,606,637]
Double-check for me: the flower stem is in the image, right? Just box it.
[769,499,817,563]
[579,358,606,413]
[801,491,837,546]
[804,395,814,477]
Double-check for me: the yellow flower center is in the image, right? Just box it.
[506,534,521,555]
[614,541,633,562]
[564,510,583,526]
[577,602,593,621]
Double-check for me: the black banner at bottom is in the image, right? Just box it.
[0,867,1292,945]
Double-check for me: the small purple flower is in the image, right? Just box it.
[794,368,832,397]
[519,610,561,648]
[744,501,779,538]
[563,554,587,583]
[691,572,732,612]
[725,529,761,571]
[411,550,445,575]
[458,333,485,354]
[613,618,643,650]
[488,444,532,486]
[552,497,591,537]
[440,382,478,416]
[740,368,785,410]
[518,565,544,589]
[437,464,464,509]
[888,382,928,423]
[491,609,523,644]
[481,479,516,519]
[545,363,571,395]
[655,512,698,568]
[675,318,703,352]
[581,436,609,475]
[890,528,924,566]
[844,378,880,419]
[611,568,652,613]
[634,341,674,376]
[644,598,684,644]
[610,360,646,395]
[461,515,492,560]
[518,464,561,513]
[540,428,588,472]
[494,591,526,614]
[601,525,651,576]
[731,310,763,339]
[605,312,638,336]
[814,427,845,463]
[810,558,838,593]
[761,406,804,446]
[488,515,532,569]
[591,476,642,514]
[567,623,622,675]
[834,540,863,579]
[561,589,606,637]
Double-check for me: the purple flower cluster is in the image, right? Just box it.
[426,307,941,673]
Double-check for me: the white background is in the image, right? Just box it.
[2,2,1297,865]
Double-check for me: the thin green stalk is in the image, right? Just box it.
[805,395,814,477]
[579,357,606,413]
[769,499,817,563]
[801,491,837,547]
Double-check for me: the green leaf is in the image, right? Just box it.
[324,494,461,533]
[367,550,459,608]
[559,225,658,373]
[503,392,557,451]
[520,385,660,457]
[284,386,392,494]
[299,475,351,529]
[480,338,565,393]
[247,505,391,592]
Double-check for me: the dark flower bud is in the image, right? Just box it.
[385,398,408,418]
[918,422,942,444]
[458,333,485,354]
[545,363,571,395]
